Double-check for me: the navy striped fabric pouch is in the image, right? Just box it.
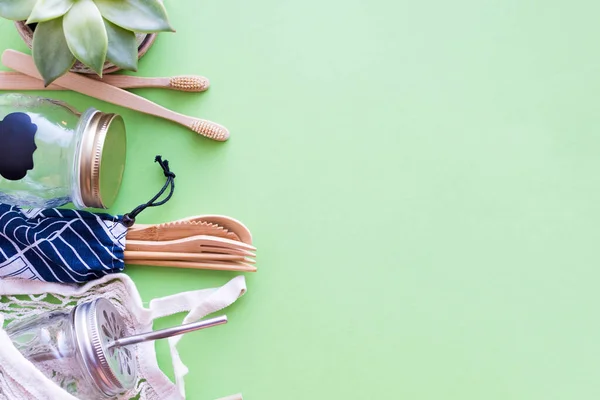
[0,205,126,283]
[0,156,176,283]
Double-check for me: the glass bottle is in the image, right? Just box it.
[6,298,137,399]
[0,93,127,209]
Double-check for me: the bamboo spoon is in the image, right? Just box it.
[127,259,257,272]
[1,50,229,141]
[0,71,210,92]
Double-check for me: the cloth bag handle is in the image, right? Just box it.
[147,275,247,397]
[148,275,247,320]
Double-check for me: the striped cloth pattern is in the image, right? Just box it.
[0,205,126,283]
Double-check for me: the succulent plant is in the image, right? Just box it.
[0,0,174,85]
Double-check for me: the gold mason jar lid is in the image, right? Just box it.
[78,110,127,209]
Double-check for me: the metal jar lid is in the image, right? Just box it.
[77,109,127,209]
[73,298,137,396]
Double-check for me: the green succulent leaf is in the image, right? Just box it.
[104,19,138,71]
[27,0,75,24]
[0,0,37,20]
[32,17,75,85]
[63,0,107,76]
[94,0,174,33]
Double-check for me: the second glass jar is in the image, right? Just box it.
[6,298,137,399]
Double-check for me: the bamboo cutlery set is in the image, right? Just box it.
[125,215,257,273]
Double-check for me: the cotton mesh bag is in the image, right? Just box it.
[0,273,246,400]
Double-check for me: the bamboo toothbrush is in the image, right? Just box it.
[1,50,229,141]
[0,71,210,92]
[93,74,211,92]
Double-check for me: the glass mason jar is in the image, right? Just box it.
[6,298,137,399]
[0,93,127,209]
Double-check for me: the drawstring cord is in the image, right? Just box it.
[121,156,176,227]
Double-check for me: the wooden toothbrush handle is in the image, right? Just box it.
[0,72,211,92]
[1,50,229,142]
[0,71,63,90]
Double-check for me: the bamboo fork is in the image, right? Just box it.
[1,50,229,141]
[168,245,256,258]
[0,71,210,92]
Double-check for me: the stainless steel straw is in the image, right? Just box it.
[108,315,228,349]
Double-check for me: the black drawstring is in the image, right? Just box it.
[121,156,176,227]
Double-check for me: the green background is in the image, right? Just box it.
[2,0,600,398]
